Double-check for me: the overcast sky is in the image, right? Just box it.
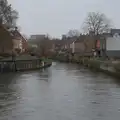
[9,0,120,38]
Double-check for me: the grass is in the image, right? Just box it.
[41,57,52,63]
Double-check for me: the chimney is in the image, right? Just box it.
[15,27,18,30]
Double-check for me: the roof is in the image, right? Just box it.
[10,30,20,39]
[63,38,76,45]
[0,24,13,39]
[74,35,86,43]
[58,36,78,45]
[111,29,120,35]
[9,29,27,42]
[0,24,27,43]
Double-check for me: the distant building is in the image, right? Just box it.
[106,30,120,58]
[30,34,46,41]
[70,35,95,56]
[29,34,47,48]
[98,29,120,58]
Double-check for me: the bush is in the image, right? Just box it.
[88,59,101,70]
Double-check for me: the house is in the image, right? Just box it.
[0,24,28,56]
[70,39,85,54]
[11,30,22,54]
[21,35,28,53]
[28,34,47,49]
[0,24,13,55]
[70,35,95,56]
[56,36,77,52]
[111,29,120,36]
[105,29,120,58]
[96,29,120,58]
[11,28,28,54]
[28,35,56,57]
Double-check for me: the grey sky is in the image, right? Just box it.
[9,0,120,38]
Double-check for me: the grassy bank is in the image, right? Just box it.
[55,54,120,78]
[81,58,120,78]
[41,57,52,63]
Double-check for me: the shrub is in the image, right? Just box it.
[88,59,101,70]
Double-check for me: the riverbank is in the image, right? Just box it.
[55,54,120,79]
[85,59,120,79]
[0,55,52,73]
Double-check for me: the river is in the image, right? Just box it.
[0,62,120,120]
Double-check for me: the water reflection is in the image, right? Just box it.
[0,62,120,120]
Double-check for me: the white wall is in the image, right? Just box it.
[13,39,22,50]
[106,36,120,50]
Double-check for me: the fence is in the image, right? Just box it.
[0,59,51,73]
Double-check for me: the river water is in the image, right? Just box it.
[0,62,120,120]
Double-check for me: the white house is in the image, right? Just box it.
[106,32,120,58]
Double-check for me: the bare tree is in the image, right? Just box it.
[67,29,80,37]
[84,12,111,35]
[33,37,53,57]
[0,0,18,28]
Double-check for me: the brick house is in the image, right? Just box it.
[61,36,77,51]
[11,28,28,54]
[70,35,96,56]
[0,25,28,56]
[0,25,13,55]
